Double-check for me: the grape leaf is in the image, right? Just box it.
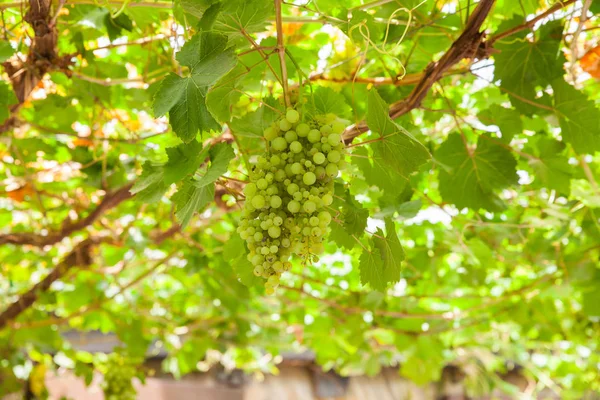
[163,140,208,185]
[153,73,189,118]
[359,246,386,292]
[173,179,215,228]
[206,64,246,122]
[215,0,273,35]
[552,79,600,154]
[365,90,430,190]
[330,222,356,250]
[494,20,564,115]
[526,136,573,194]
[372,218,404,288]
[130,162,169,203]
[195,142,235,187]
[153,32,236,142]
[341,195,369,237]
[229,97,282,137]
[436,134,517,211]
[477,104,523,143]
[305,86,352,119]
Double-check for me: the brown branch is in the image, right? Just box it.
[0,183,133,247]
[342,0,496,142]
[0,238,98,330]
[488,0,577,45]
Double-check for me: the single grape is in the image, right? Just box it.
[307,129,321,143]
[270,195,282,208]
[313,152,326,164]
[290,141,303,153]
[327,150,341,163]
[285,131,298,143]
[287,200,301,213]
[303,172,316,185]
[296,123,310,137]
[280,118,292,131]
[326,163,338,178]
[328,133,341,146]
[252,195,266,209]
[272,137,287,151]
[286,109,300,123]
[303,200,316,213]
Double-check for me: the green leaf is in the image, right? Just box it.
[375,200,422,219]
[305,87,352,119]
[360,91,430,194]
[195,142,235,187]
[552,79,600,154]
[0,42,15,63]
[330,222,356,250]
[359,246,386,291]
[0,82,17,123]
[341,195,369,237]
[131,162,169,203]
[436,134,517,211]
[477,104,523,143]
[206,64,246,122]
[197,2,222,31]
[526,136,573,194]
[229,98,283,137]
[173,179,215,228]
[153,73,189,118]
[163,140,208,185]
[169,78,220,142]
[104,12,134,41]
[154,32,237,142]
[215,0,273,35]
[371,218,404,287]
[494,20,565,114]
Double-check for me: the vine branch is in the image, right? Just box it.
[274,0,290,107]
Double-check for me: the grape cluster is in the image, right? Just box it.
[101,354,138,400]
[238,108,346,294]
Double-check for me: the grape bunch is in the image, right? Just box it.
[101,354,139,400]
[237,108,346,294]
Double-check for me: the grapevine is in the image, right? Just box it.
[237,108,347,294]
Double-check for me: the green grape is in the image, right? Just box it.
[291,162,303,175]
[296,123,310,137]
[239,108,348,293]
[244,183,257,196]
[272,137,287,151]
[279,118,292,131]
[288,200,301,213]
[303,172,316,185]
[328,133,341,146]
[282,132,294,144]
[307,129,321,143]
[286,109,300,123]
[327,150,341,163]
[287,183,299,195]
[252,195,266,209]
[313,152,326,164]
[290,141,303,153]
[270,196,282,208]
[268,226,281,238]
[264,127,278,141]
[326,163,338,178]
[257,178,268,189]
[303,200,316,213]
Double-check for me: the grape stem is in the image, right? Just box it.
[275,0,291,107]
